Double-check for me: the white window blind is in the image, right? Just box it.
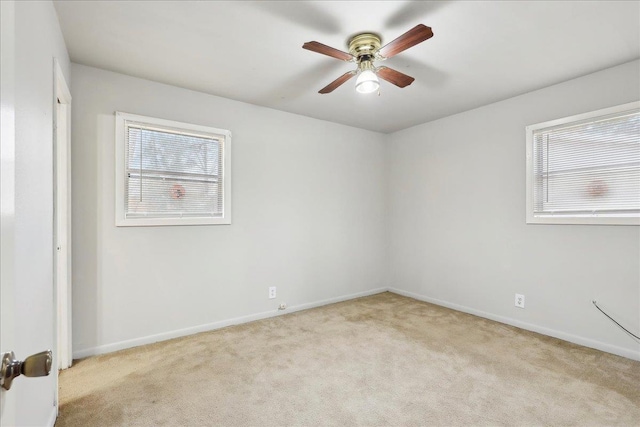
[115,112,231,226]
[527,102,640,225]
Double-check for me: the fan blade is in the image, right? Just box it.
[378,24,433,59]
[377,67,415,88]
[303,41,354,61]
[319,71,356,94]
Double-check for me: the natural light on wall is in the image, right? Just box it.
[526,101,640,225]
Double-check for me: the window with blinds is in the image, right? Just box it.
[115,112,231,226]
[526,102,640,225]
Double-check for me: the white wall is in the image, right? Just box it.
[388,60,640,360]
[13,1,70,425]
[70,64,387,357]
[70,57,639,361]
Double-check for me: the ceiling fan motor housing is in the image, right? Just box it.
[348,33,382,61]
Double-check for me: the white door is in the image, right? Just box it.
[1,1,58,425]
[1,0,17,424]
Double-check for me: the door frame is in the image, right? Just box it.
[53,58,72,373]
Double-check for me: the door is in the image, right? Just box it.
[1,1,18,424]
[1,1,58,425]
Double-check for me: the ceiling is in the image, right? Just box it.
[53,1,640,133]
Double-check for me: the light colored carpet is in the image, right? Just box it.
[57,292,640,426]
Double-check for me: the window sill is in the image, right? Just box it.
[526,214,639,226]
[115,216,232,227]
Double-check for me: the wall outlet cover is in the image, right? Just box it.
[515,293,525,308]
[268,287,276,299]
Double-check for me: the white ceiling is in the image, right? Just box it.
[53,1,640,133]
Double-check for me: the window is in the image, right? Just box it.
[115,112,231,226]
[526,102,639,225]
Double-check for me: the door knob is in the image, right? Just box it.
[1,350,52,391]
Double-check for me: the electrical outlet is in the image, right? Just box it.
[278,303,287,311]
[515,293,525,309]
[268,287,276,299]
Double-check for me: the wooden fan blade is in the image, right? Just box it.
[319,71,356,94]
[303,41,354,61]
[378,24,433,59]
[376,67,415,88]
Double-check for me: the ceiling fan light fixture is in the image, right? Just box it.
[355,69,379,94]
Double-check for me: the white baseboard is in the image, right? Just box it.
[73,286,639,362]
[73,287,388,359]
[46,407,57,427]
[388,287,640,362]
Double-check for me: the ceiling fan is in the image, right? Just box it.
[303,24,434,95]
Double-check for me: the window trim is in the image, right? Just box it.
[115,112,232,227]
[525,101,640,226]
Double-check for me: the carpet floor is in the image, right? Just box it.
[57,292,640,426]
